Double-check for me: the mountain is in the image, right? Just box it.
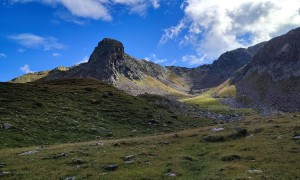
[230,28,300,112]
[11,39,265,98]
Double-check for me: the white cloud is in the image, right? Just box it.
[9,33,64,50]
[17,48,25,53]
[59,0,112,21]
[52,53,61,57]
[144,54,167,64]
[182,54,205,66]
[161,0,300,62]
[151,0,160,9]
[76,56,89,65]
[166,60,177,66]
[9,0,159,23]
[20,64,33,73]
[0,53,7,58]
[160,20,185,44]
[113,0,160,15]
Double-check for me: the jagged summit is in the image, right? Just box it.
[89,38,125,64]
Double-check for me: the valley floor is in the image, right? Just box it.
[1,113,300,179]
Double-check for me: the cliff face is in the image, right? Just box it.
[232,28,300,112]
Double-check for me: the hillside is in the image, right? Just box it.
[0,78,213,149]
[231,27,300,113]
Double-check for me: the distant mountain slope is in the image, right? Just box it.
[168,42,266,91]
[11,39,265,98]
[232,28,300,112]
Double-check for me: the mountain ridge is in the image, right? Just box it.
[10,38,265,98]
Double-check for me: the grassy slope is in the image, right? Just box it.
[9,71,50,83]
[181,79,255,115]
[132,75,191,98]
[0,78,212,149]
[0,113,299,179]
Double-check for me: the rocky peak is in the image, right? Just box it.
[88,38,125,64]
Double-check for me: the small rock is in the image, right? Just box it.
[3,123,12,130]
[65,176,75,180]
[202,135,225,142]
[124,155,134,161]
[103,164,118,171]
[0,171,11,177]
[188,134,198,137]
[293,135,300,140]
[113,143,120,147]
[124,160,134,164]
[165,172,176,177]
[43,152,67,160]
[148,119,159,125]
[0,163,7,168]
[229,128,248,139]
[94,142,104,146]
[211,127,224,132]
[72,159,86,165]
[144,161,151,165]
[182,156,195,161]
[247,169,262,174]
[19,150,39,156]
[163,140,170,145]
[246,134,254,138]
[221,155,241,161]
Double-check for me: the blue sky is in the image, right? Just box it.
[1,0,300,82]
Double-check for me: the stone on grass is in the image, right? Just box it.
[202,135,225,142]
[124,160,134,164]
[103,164,118,171]
[211,127,224,132]
[229,128,248,139]
[19,150,38,156]
[182,156,195,161]
[124,155,134,161]
[42,152,67,160]
[65,176,75,180]
[0,171,11,177]
[165,172,176,177]
[221,155,241,161]
[163,140,170,145]
[3,123,12,130]
[247,169,262,174]
[293,135,300,140]
[72,159,86,165]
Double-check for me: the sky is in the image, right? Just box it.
[1,0,300,82]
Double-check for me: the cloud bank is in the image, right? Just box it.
[20,64,33,73]
[161,0,300,65]
[0,53,7,58]
[9,33,64,50]
[9,0,160,23]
